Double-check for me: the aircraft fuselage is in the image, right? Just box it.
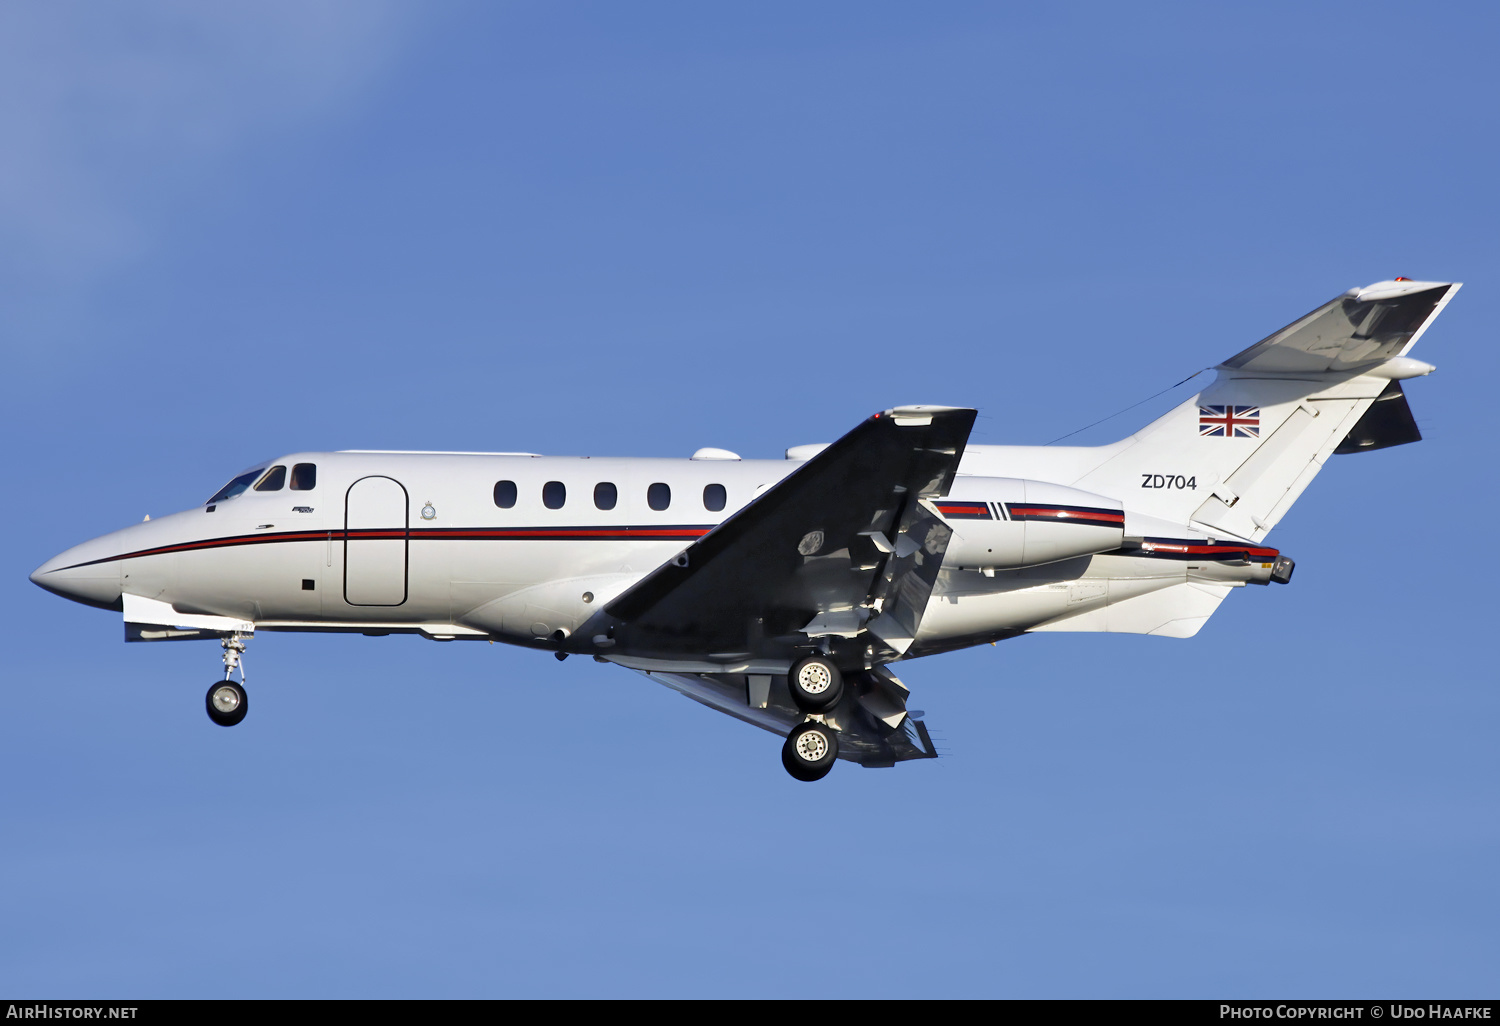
[31,447,1279,662]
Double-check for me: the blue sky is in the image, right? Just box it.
[3,1,1497,997]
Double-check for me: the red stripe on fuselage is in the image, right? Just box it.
[53,525,715,572]
[1143,541,1278,559]
[936,502,991,518]
[414,527,710,540]
[1007,507,1125,524]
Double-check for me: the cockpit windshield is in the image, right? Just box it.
[206,467,268,506]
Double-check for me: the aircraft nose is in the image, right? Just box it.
[30,542,123,610]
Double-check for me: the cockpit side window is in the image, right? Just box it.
[290,463,317,490]
[255,466,287,491]
[206,469,266,505]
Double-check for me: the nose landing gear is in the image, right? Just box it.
[206,634,250,727]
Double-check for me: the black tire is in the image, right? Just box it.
[788,655,843,712]
[205,679,248,727]
[781,722,838,782]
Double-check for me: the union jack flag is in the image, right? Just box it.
[1199,405,1260,439]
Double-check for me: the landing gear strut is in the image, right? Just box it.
[206,634,250,727]
[782,721,838,782]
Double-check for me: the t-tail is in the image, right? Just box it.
[966,279,1459,544]
[938,279,1458,641]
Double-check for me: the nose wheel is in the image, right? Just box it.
[782,721,838,781]
[206,633,250,727]
[206,679,248,727]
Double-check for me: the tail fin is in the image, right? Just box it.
[1056,279,1459,541]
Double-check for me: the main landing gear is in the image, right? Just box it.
[782,655,845,781]
[206,634,250,728]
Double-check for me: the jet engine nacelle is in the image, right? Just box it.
[937,478,1125,570]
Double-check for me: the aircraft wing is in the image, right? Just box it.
[597,405,977,663]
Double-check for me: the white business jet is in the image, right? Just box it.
[31,280,1457,780]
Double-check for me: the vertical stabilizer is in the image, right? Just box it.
[962,280,1458,542]
[1070,280,1456,540]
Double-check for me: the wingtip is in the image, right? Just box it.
[1353,279,1454,302]
[887,404,974,416]
[884,405,978,427]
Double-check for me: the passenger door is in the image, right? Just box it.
[344,476,408,606]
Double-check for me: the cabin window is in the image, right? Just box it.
[648,482,671,511]
[594,482,618,510]
[206,468,266,505]
[543,481,566,509]
[290,463,317,490]
[494,480,517,508]
[255,466,287,492]
[703,483,726,512]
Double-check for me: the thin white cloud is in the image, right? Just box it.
[0,0,407,282]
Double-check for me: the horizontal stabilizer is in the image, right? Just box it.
[1221,280,1456,375]
[1334,380,1421,454]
